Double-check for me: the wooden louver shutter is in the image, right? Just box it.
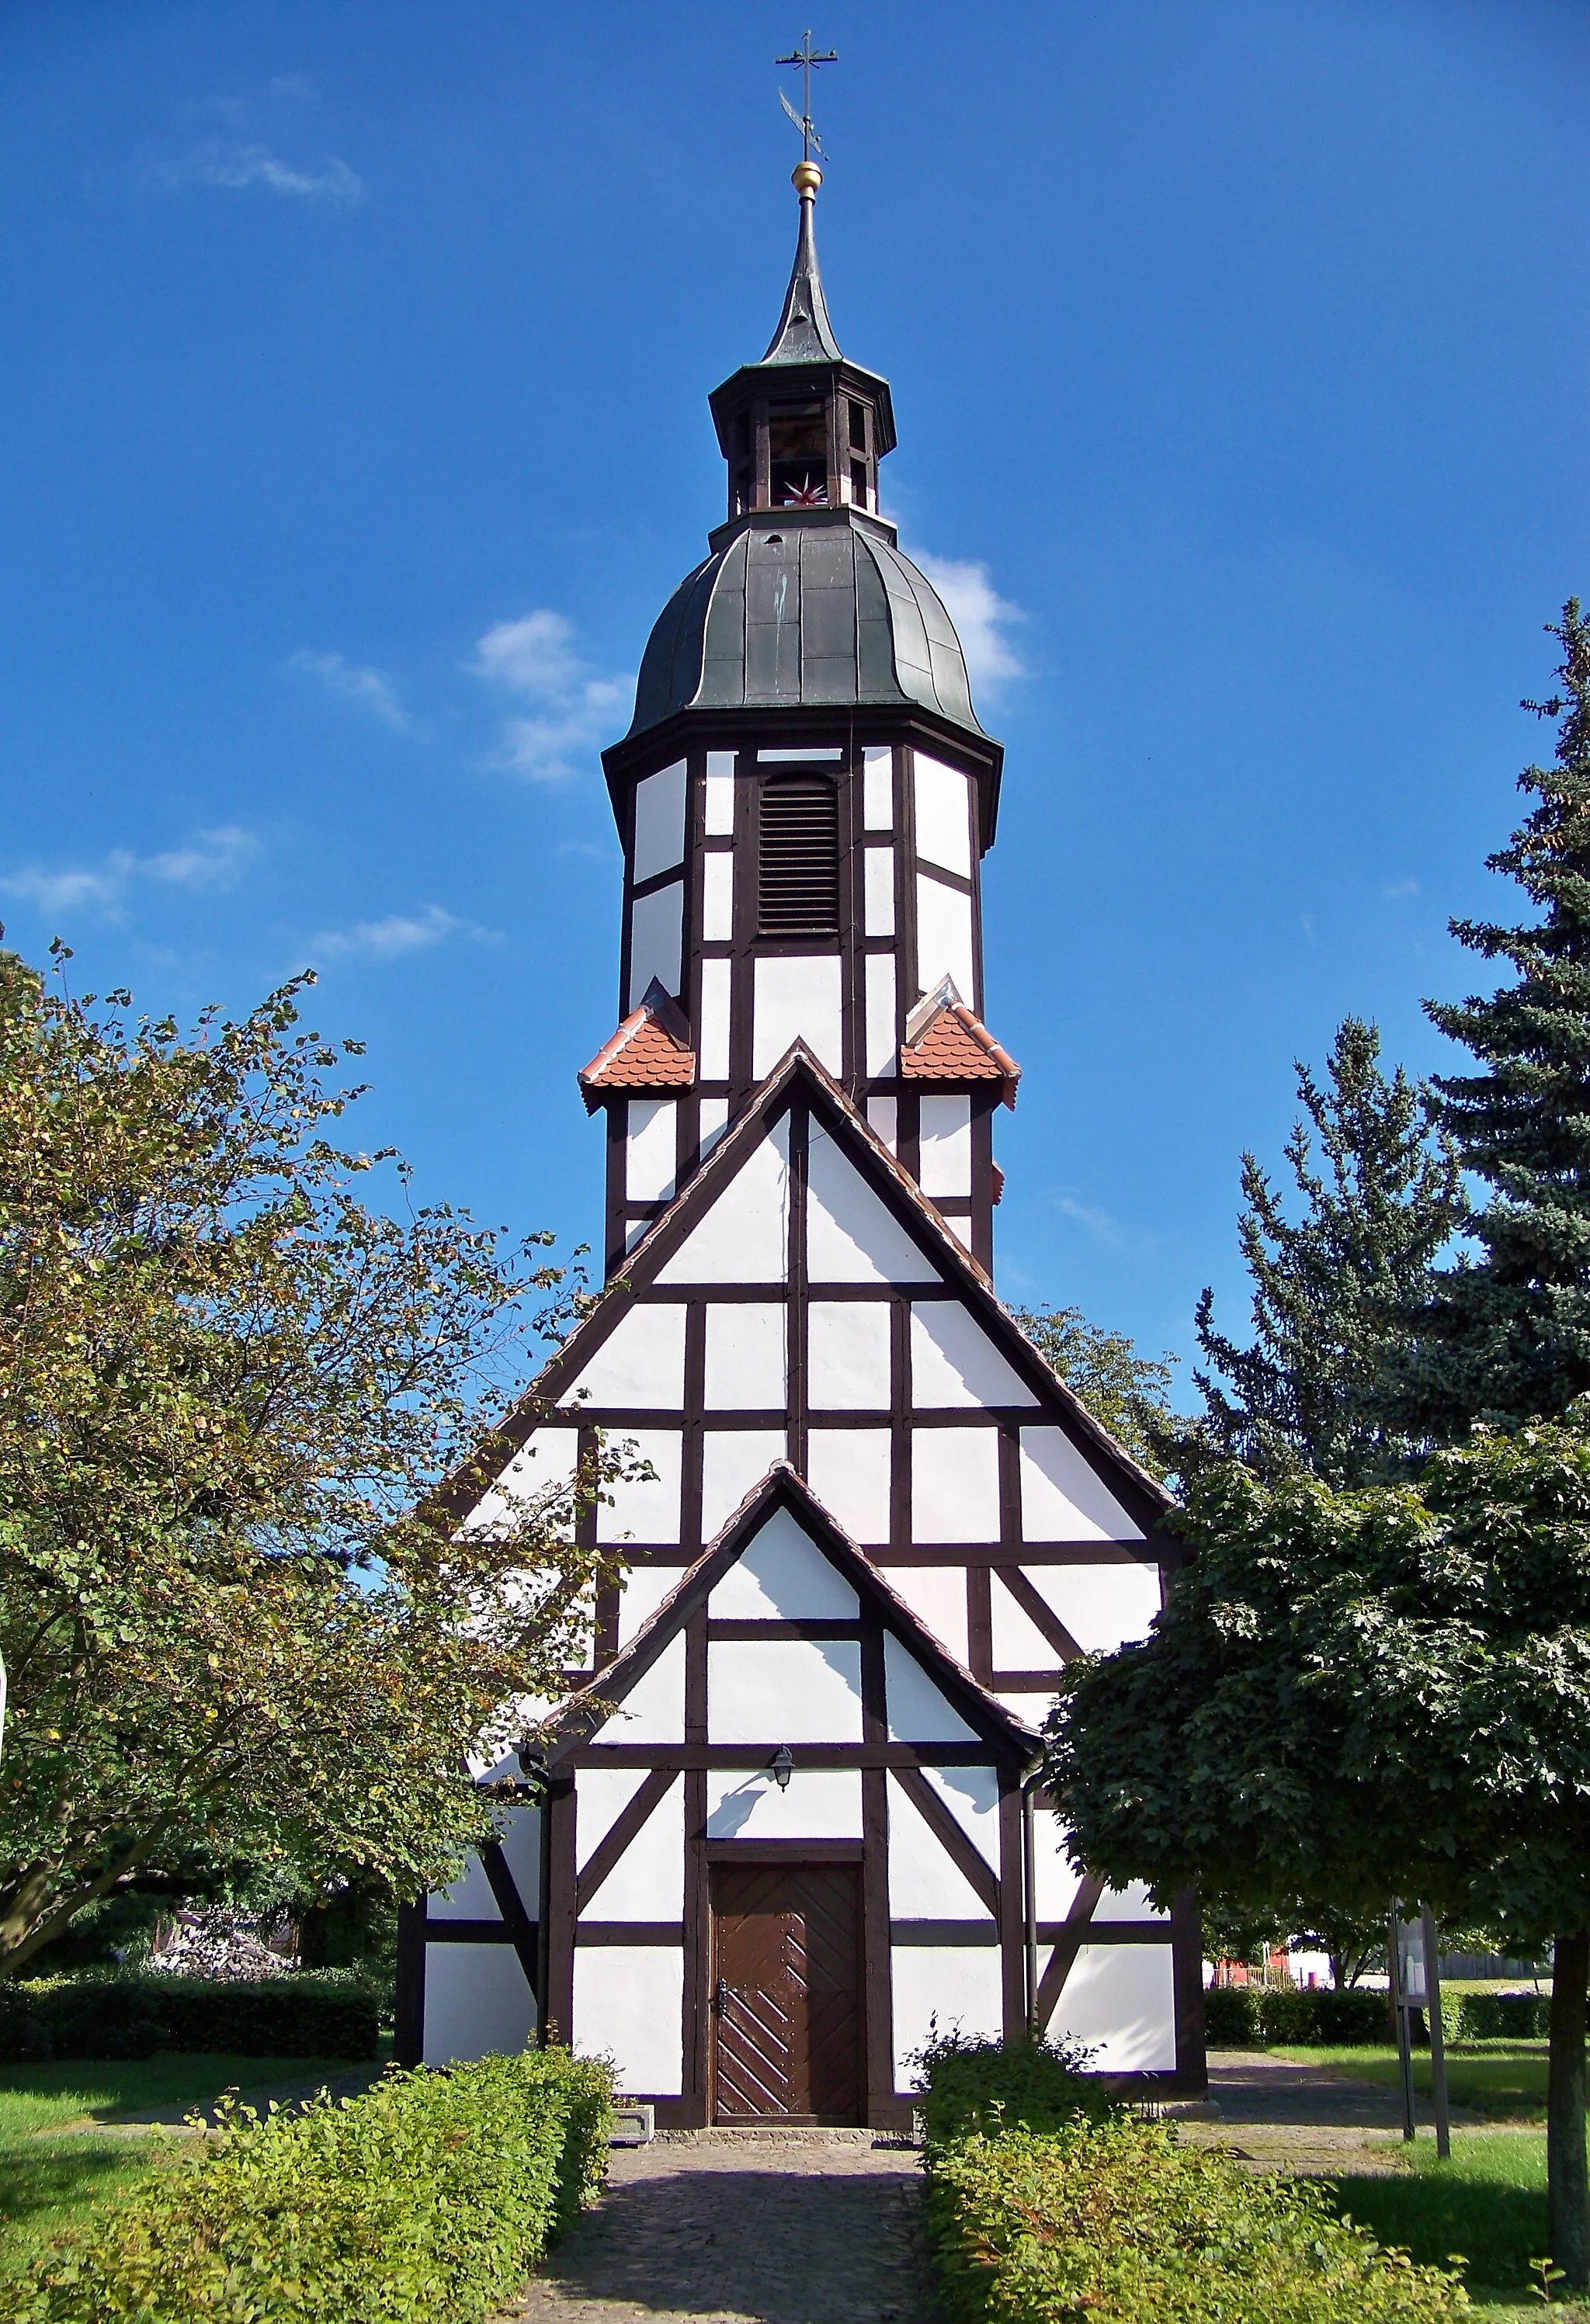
[758,777,840,936]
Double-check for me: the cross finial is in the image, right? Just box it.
[776,31,837,167]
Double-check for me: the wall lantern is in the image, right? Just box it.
[769,1746,794,1792]
[516,1738,550,1785]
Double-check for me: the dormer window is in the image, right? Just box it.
[769,403,828,507]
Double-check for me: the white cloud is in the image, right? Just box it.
[290,650,410,731]
[473,610,631,782]
[1383,877,1419,900]
[908,551,1027,698]
[2,827,257,919]
[1053,1190,1127,1247]
[159,140,363,206]
[307,904,496,961]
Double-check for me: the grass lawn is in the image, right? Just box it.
[1272,2040,1552,2121]
[0,2048,385,2264]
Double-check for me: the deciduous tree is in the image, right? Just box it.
[1011,1305,1177,1479]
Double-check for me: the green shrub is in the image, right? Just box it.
[912,2029,1111,2148]
[1203,1984,1390,2048]
[0,1974,380,2062]
[1440,1989,1548,2042]
[925,2116,1469,2322]
[1203,1984,1263,2045]
[0,2046,613,2324]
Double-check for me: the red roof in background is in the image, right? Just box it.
[900,997,1021,1105]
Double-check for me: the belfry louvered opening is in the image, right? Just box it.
[758,775,840,936]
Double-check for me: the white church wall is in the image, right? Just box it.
[752,955,843,1077]
[913,754,973,878]
[581,1787,682,1920]
[702,852,734,942]
[807,1133,939,1285]
[698,958,731,1080]
[879,1565,970,1666]
[863,745,894,830]
[891,1947,1002,2082]
[911,1303,1036,1410]
[595,1427,683,1543]
[627,880,682,1009]
[617,1565,679,1645]
[707,1637,864,1743]
[917,1096,972,1199]
[699,1094,731,1154]
[574,1948,683,2094]
[1019,1428,1144,1542]
[703,1302,786,1410]
[631,761,686,883]
[1050,1945,1177,2072]
[804,1428,892,1544]
[807,1300,892,1409]
[1029,1809,1087,1920]
[465,1424,578,1537]
[576,1769,654,1868]
[915,876,976,1006]
[913,1426,1002,1542]
[704,750,736,835]
[1026,1561,1162,1655]
[866,1095,898,1152]
[595,1632,686,1743]
[1099,1882,1172,1923]
[658,1117,790,1285]
[707,1508,859,1620]
[864,847,895,937]
[422,1944,538,2068]
[989,1576,1058,1670]
[865,954,897,1077]
[700,1430,786,1538]
[560,1305,686,1412]
[625,1100,678,1205]
[884,1635,977,1742]
[705,1767,863,1839]
[918,1764,1002,1868]
[428,1853,501,1920]
[886,1775,995,1918]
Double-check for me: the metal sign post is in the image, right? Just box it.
[1422,1903,1452,2160]
[1389,1903,1451,2158]
[1388,1903,1417,2142]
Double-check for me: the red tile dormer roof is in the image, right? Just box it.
[899,980,1020,1108]
[578,980,695,1110]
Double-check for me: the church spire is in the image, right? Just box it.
[762,161,843,366]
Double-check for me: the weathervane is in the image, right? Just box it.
[776,31,837,165]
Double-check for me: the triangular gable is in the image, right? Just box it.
[429,1042,1174,1545]
[550,1464,1040,1768]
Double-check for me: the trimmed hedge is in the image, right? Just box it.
[0,1973,380,2062]
[915,2028,1111,2148]
[1442,1989,1549,2041]
[0,2046,613,2324]
[924,2116,1469,2322]
[1204,1984,1390,2048]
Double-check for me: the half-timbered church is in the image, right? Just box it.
[396,158,1206,2123]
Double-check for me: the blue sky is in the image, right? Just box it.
[2,0,1586,1399]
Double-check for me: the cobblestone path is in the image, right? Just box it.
[503,2134,932,2324]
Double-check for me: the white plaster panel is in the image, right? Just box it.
[918,1095,973,1199]
[596,1631,686,1743]
[702,852,734,942]
[703,1300,786,1410]
[561,1306,686,1413]
[706,1767,863,1839]
[1029,1560,1162,1656]
[574,1948,683,2095]
[466,1426,579,1536]
[913,754,973,878]
[1018,1428,1144,1542]
[698,957,731,1080]
[805,1429,893,1545]
[807,1130,938,1284]
[884,1632,977,1742]
[879,1565,970,1667]
[1100,1881,1172,1923]
[708,1638,864,1743]
[996,1688,1055,1726]
[575,1768,653,1871]
[864,848,895,937]
[704,751,737,835]
[701,1430,786,1538]
[867,1097,898,1153]
[990,1572,1060,1670]
[429,1850,501,1920]
[887,1773,995,1917]
[915,876,976,1008]
[625,1098,678,1204]
[913,1427,1002,1542]
[495,1805,542,1913]
[910,1302,1036,1410]
[699,1095,731,1154]
[627,879,683,1008]
[865,952,897,1077]
[921,1764,1003,1869]
[753,953,843,1077]
[595,1427,683,1543]
[1030,1806,1087,1920]
[863,746,894,831]
[807,1301,893,1410]
[709,1506,859,1619]
[625,1220,647,1254]
[890,1947,1002,2081]
[632,761,687,883]
[581,1783,682,1919]
[1050,1944,1177,2073]
[617,1566,681,1645]
[658,1116,790,1285]
[422,1943,537,2067]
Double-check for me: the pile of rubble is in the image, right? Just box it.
[147,1906,297,1982]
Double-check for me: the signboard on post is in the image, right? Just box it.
[1388,1903,1451,2158]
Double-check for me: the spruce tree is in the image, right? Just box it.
[1179,1017,1467,1487]
[1401,602,1590,1434]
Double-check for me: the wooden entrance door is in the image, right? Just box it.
[710,1863,864,2124]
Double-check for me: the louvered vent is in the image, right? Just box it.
[758,777,840,935]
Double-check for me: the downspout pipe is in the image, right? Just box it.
[1021,1757,1046,2035]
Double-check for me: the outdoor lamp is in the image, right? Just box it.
[769,1746,794,1791]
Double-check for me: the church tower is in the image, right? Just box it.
[399,168,1205,2125]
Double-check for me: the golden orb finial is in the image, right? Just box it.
[791,158,822,199]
